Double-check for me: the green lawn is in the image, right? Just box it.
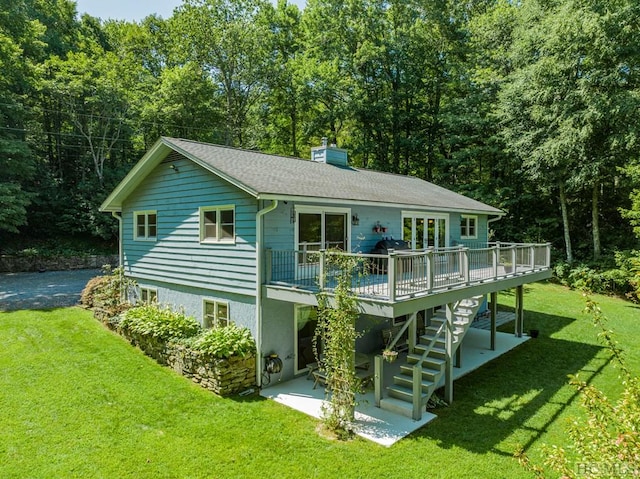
[1,282,638,478]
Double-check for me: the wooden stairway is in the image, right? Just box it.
[379,295,484,419]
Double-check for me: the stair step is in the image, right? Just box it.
[393,374,435,391]
[430,316,470,326]
[379,396,418,419]
[387,383,429,403]
[407,353,446,367]
[399,364,441,380]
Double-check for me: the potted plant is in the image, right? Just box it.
[382,349,398,363]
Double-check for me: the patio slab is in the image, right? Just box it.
[260,326,530,447]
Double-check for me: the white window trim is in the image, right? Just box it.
[294,205,351,252]
[139,287,157,304]
[134,210,157,241]
[199,205,236,244]
[203,298,230,328]
[460,214,478,240]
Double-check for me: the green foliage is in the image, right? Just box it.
[517,298,640,478]
[184,324,256,359]
[120,303,201,342]
[552,252,640,302]
[314,251,363,437]
[80,265,136,314]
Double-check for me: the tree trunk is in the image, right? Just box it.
[559,183,573,263]
[592,184,601,260]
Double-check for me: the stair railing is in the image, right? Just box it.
[374,313,418,406]
[411,319,447,420]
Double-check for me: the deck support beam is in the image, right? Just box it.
[408,311,417,353]
[515,285,524,338]
[490,292,497,350]
[444,302,454,404]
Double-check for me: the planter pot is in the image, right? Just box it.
[383,351,398,363]
[529,329,539,338]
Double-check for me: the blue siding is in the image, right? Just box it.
[136,279,256,333]
[263,201,490,253]
[122,153,258,296]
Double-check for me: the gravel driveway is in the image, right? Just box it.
[0,269,102,311]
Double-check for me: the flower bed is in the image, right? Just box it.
[94,305,256,396]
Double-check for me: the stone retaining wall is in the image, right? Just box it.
[95,310,255,396]
[0,254,119,273]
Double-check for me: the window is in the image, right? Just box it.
[140,287,157,303]
[460,215,477,239]
[402,212,448,249]
[296,207,349,264]
[134,211,157,240]
[200,206,235,243]
[203,300,230,328]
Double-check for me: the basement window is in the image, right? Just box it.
[140,287,157,304]
[203,300,230,328]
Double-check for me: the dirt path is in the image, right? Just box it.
[0,269,101,311]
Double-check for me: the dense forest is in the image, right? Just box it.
[1,0,640,267]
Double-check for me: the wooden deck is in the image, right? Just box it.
[266,243,551,302]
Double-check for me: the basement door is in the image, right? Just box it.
[294,305,319,375]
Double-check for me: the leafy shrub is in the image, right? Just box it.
[552,252,640,302]
[80,276,109,309]
[81,265,135,313]
[120,303,201,342]
[185,324,256,359]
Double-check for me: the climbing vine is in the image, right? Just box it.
[313,251,363,438]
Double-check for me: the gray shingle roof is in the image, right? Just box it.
[165,137,502,215]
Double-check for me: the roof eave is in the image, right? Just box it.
[257,193,504,215]
[99,138,173,212]
[162,138,258,198]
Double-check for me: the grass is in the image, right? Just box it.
[1,282,638,478]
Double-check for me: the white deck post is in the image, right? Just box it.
[388,249,396,302]
[462,248,470,284]
[529,244,535,271]
[427,248,434,292]
[511,245,517,276]
[444,302,454,404]
[493,243,499,279]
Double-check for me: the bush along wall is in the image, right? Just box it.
[94,302,256,396]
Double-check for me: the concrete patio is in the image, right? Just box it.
[261,319,530,447]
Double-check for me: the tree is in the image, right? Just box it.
[0,0,43,234]
[498,0,640,261]
[259,0,308,157]
[171,0,272,147]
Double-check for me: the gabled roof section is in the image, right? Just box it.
[100,137,503,215]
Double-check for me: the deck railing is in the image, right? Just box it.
[266,242,551,301]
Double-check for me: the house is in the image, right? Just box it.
[100,137,551,420]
